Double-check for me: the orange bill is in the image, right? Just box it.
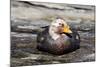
[63,25,72,33]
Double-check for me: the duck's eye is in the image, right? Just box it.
[62,24,64,27]
[59,23,64,27]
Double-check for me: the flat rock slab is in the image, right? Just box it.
[11,31,95,67]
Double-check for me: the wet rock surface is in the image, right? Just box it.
[10,1,95,67]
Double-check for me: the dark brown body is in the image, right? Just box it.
[37,26,80,55]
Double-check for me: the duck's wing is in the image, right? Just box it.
[63,29,80,53]
[64,28,80,48]
[37,26,49,43]
[71,29,80,42]
[70,29,80,50]
[37,26,51,52]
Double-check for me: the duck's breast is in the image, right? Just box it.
[43,34,71,54]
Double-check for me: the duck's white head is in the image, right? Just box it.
[49,18,72,40]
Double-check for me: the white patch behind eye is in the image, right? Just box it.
[56,19,68,26]
[51,19,66,28]
[51,21,59,27]
[56,19,63,23]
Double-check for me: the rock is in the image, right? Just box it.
[11,50,30,58]
[11,58,40,67]
[25,1,74,10]
[21,54,40,60]
[11,32,37,49]
[52,61,60,64]
[83,54,95,61]
[11,1,95,21]
[11,18,50,33]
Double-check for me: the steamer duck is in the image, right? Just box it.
[37,18,80,55]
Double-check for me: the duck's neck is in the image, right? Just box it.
[49,26,60,40]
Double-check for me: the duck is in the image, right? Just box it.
[37,18,80,55]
